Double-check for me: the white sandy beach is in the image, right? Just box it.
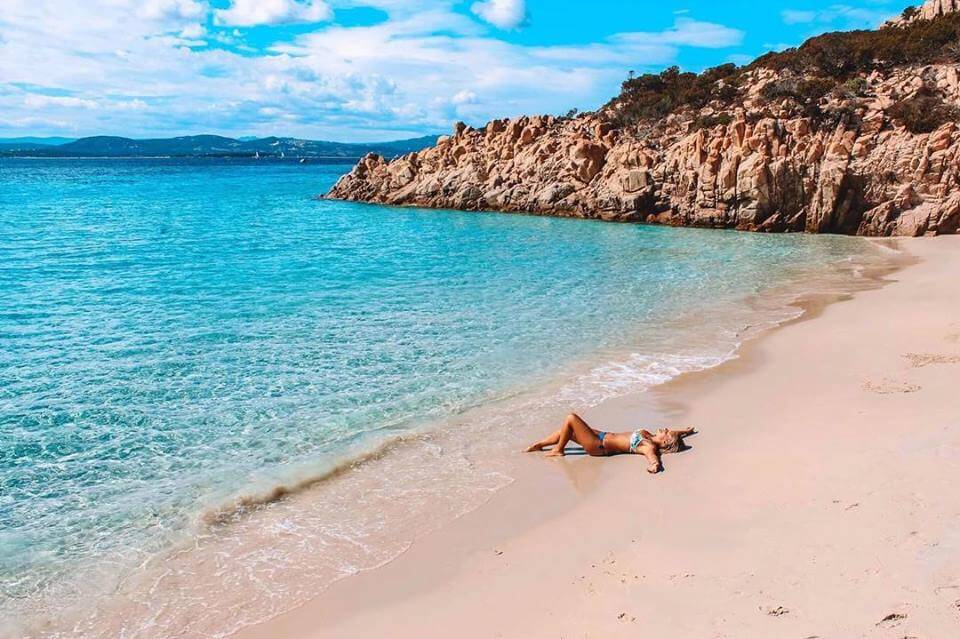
[235,236,960,639]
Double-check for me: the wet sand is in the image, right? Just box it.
[236,236,960,639]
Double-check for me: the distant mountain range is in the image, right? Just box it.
[0,134,440,159]
[0,136,77,149]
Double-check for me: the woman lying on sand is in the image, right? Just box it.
[524,413,695,473]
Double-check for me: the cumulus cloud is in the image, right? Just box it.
[139,0,207,21]
[471,0,528,30]
[179,23,206,39]
[451,90,478,105]
[214,0,332,27]
[0,0,747,140]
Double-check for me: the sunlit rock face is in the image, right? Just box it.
[891,0,960,24]
[920,0,960,20]
[328,6,960,237]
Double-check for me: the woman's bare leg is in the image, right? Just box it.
[524,429,562,452]
[546,413,604,457]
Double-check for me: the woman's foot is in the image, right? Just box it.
[524,443,544,452]
[546,449,566,457]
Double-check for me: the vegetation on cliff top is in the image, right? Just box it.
[608,8,960,131]
[750,10,960,76]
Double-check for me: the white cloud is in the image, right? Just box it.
[214,0,332,27]
[139,0,207,21]
[0,0,748,140]
[24,94,99,110]
[781,9,816,24]
[150,34,207,48]
[179,22,206,39]
[112,98,150,111]
[471,0,528,30]
[533,19,743,64]
[780,5,897,29]
[451,90,477,105]
[20,93,151,112]
[657,17,744,48]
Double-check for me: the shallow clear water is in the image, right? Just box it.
[0,158,882,635]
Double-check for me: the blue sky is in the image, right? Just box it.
[0,0,915,141]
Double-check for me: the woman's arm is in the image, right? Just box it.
[641,445,662,474]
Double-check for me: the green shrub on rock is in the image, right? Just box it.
[887,90,960,133]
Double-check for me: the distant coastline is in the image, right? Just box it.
[1,155,362,162]
[0,133,440,159]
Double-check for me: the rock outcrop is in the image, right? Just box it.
[894,0,960,23]
[922,0,960,19]
[328,4,960,237]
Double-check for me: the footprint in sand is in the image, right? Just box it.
[903,353,960,368]
[863,379,921,395]
[876,612,907,628]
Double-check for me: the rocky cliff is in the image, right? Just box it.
[328,2,960,236]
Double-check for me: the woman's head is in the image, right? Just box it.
[643,428,684,454]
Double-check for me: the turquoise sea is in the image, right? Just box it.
[0,158,887,636]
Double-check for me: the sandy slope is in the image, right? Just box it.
[238,236,960,639]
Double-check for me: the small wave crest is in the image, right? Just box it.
[198,431,427,527]
[555,349,738,407]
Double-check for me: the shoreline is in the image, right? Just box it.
[235,236,960,639]
[2,234,917,639]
